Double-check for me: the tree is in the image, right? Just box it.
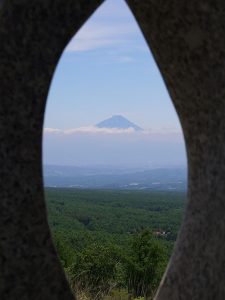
[125,230,167,300]
[53,231,76,268]
[67,243,122,300]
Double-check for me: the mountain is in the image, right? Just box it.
[44,165,187,191]
[96,115,143,131]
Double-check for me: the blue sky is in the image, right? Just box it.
[43,0,186,167]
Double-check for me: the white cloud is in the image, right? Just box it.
[44,126,182,137]
[116,56,134,63]
[65,22,138,52]
[44,126,136,135]
[44,128,62,134]
[64,0,142,53]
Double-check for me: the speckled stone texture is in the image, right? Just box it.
[0,1,103,299]
[126,1,225,299]
[0,0,225,299]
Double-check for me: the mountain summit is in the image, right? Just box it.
[96,115,143,131]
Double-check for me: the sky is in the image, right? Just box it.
[43,0,187,167]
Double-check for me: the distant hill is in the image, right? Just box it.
[43,165,187,191]
[96,115,143,131]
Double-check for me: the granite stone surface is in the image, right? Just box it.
[0,1,103,299]
[0,0,225,299]
[126,1,225,299]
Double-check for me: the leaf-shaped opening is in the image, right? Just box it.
[43,0,187,299]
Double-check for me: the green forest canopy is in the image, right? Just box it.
[45,188,186,299]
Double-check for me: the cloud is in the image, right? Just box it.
[65,22,138,52]
[44,126,182,138]
[44,128,62,134]
[43,126,186,166]
[116,56,134,63]
[44,126,136,135]
[65,0,142,52]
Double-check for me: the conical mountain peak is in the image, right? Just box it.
[96,115,143,131]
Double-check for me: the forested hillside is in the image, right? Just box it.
[46,188,186,299]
